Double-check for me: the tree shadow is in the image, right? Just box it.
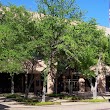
[0,104,10,110]
[0,97,14,102]
[97,108,110,110]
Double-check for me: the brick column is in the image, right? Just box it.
[47,73,54,94]
[97,74,106,93]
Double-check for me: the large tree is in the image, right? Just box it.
[69,20,108,99]
[0,4,38,95]
[58,20,108,99]
[35,0,84,97]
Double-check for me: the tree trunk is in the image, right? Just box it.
[42,70,48,102]
[47,52,57,94]
[25,73,28,99]
[11,74,14,94]
[25,60,35,99]
[55,78,57,94]
[90,80,93,92]
[25,73,34,99]
[90,78,97,99]
[91,54,101,99]
[92,78,98,99]
[42,85,46,102]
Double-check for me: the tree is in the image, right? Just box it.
[0,1,108,100]
[55,18,109,98]
[36,16,68,95]
[70,20,108,99]
[35,0,84,96]
[37,0,84,20]
[0,23,22,94]
[0,4,38,95]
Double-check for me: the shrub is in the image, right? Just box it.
[47,94,64,97]
[62,95,82,100]
[6,94,20,99]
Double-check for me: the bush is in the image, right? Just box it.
[47,94,64,97]
[15,98,38,103]
[47,94,82,101]
[15,97,60,106]
[6,94,20,99]
[61,95,81,101]
[6,93,38,103]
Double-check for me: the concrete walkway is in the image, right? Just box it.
[0,97,110,110]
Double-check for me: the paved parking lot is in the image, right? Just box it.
[0,97,110,110]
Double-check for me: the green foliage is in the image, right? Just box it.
[37,0,84,20]
[69,20,108,76]
[0,2,109,86]
[0,4,38,74]
[47,93,64,97]
[36,13,109,78]
[6,94,21,99]
[56,19,108,77]
[6,93,39,103]
[104,35,110,65]
[47,94,81,100]
[61,95,82,100]
[36,16,68,59]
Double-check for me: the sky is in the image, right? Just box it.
[0,0,109,27]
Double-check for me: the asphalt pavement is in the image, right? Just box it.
[0,97,110,110]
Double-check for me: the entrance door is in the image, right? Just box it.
[106,76,110,92]
[66,79,78,94]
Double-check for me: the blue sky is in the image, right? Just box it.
[0,0,109,27]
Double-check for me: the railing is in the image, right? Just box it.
[65,79,79,94]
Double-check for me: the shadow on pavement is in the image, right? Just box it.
[0,97,7,101]
[97,108,110,110]
[0,97,14,102]
[0,104,10,110]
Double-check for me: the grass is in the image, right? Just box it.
[26,101,61,106]
[15,98,61,105]
[80,99,108,102]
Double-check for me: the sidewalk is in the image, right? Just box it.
[61,101,90,105]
